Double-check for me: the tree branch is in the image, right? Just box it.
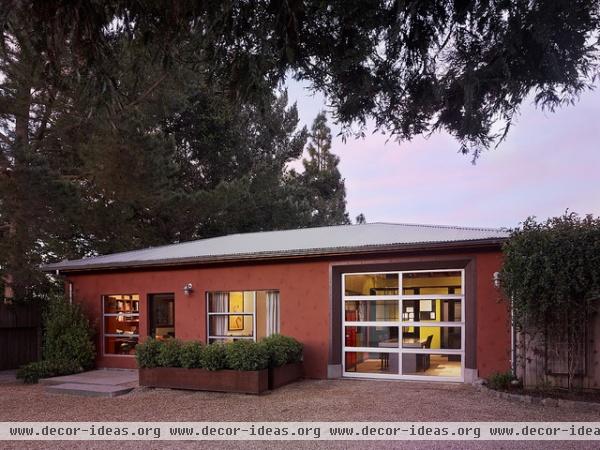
[32,92,56,148]
[0,132,12,147]
[123,73,168,110]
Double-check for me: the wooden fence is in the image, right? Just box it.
[0,302,42,370]
[516,313,600,390]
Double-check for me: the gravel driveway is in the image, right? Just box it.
[1,378,598,450]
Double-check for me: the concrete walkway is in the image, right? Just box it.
[41,369,138,397]
[0,370,17,384]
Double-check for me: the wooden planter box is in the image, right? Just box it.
[269,362,304,389]
[139,367,269,394]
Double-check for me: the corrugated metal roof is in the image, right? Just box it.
[42,222,509,272]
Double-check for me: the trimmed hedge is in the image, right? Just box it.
[199,343,227,371]
[262,334,303,367]
[135,338,162,368]
[225,340,269,371]
[135,335,302,371]
[16,360,84,384]
[157,339,183,367]
[180,341,204,369]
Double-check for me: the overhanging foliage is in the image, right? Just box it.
[501,213,600,328]
[500,213,600,388]
[1,1,599,156]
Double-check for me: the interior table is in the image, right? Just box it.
[378,338,424,374]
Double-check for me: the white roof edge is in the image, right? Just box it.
[42,222,509,272]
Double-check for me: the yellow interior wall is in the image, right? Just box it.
[418,288,446,349]
[225,291,253,337]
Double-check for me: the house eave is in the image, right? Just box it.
[42,238,506,274]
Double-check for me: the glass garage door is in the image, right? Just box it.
[342,270,465,381]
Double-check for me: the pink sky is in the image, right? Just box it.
[286,80,600,229]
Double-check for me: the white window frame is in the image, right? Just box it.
[102,294,140,357]
[342,269,465,382]
[206,291,257,343]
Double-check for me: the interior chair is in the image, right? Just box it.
[421,334,433,349]
[416,334,434,371]
[380,352,389,370]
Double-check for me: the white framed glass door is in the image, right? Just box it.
[342,269,465,381]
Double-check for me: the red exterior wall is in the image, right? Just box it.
[67,261,331,378]
[65,248,510,380]
[475,251,511,378]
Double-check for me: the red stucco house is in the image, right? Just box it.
[43,223,510,383]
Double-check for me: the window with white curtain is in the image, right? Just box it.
[206,290,279,343]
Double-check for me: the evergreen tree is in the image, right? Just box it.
[171,89,314,238]
[0,24,331,301]
[301,112,350,226]
[2,1,598,157]
[8,1,596,300]
[0,14,80,301]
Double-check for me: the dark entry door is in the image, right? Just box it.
[148,294,175,339]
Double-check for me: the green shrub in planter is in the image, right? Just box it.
[180,341,204,369]
[16,360,83,384]
[157,339,183,367]
[225,340,269,371]
[135,338,163,368]
[200,343,228,371]
[262,334,303,367]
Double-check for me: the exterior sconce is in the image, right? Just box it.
[492,272,501,288]
[183,283,193,296]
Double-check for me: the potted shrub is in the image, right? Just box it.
[262,334,304,389]
[137,339,270,394]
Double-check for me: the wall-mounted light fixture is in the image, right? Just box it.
[183,283,193,296]
[493,272,501,288]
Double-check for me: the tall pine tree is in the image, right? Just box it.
[0,23,350,302]
[300,112,350,226]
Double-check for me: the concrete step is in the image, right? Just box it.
[40,369,138,387]
[45,382,133,397]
